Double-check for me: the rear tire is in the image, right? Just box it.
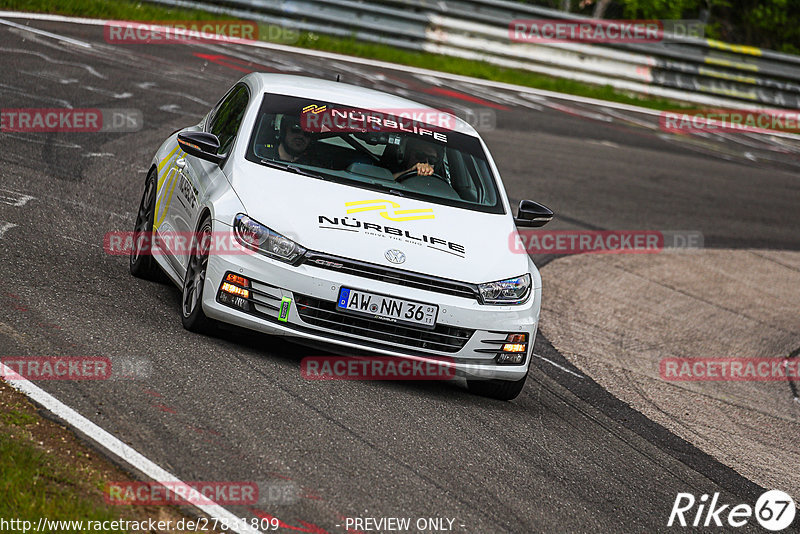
[467,372,528,401]
[181,217,215,333]
[129,168,160,280]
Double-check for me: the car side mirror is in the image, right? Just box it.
[514,199,553,227]
[177,131,224,164]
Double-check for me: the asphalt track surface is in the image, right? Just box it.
[1,16,799,533]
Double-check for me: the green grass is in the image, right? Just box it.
[1,409,37,426]
[1,0,221,21]
[0,433,127,532]
[0,0,687,110]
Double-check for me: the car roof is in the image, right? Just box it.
[240,72,480,136]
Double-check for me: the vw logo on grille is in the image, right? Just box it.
[384,249,406,264]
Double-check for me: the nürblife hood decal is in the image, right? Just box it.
[317,214,465,258]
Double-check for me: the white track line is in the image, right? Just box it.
[0,17,92,48]
[0,362,262,534]
[532,353,585,379]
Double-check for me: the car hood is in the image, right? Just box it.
[230,163,530,284]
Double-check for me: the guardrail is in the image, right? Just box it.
[143,0,800,108]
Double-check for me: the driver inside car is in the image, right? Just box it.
[392,138,443,180]
[277,115,316,163]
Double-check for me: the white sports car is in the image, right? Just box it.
[130,73,553,400]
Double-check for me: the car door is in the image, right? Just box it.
[166,84,250,277]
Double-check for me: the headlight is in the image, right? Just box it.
[233,214,306,264]
[478,274,531,305]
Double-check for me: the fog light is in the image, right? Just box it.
[497,353,524,364]
[218,273,251,311]
[225,273,250,287]
[221,282,249,298]
[495,333,529,365]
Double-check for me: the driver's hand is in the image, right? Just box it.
[405,162,434,177]
[393,162,435,180]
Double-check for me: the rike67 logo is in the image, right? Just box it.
[669,490,796,530]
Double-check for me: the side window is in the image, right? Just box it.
[207,85,249,156]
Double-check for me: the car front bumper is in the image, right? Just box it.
[202,227,541,382]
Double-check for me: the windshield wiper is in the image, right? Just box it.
[259,159,329,180]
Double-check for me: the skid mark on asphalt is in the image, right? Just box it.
[30,191,131,219]
[0,132,82,149]
[0,81,73,108]
[0,47,105,78]
[194,47,288,74]
[135,81,211,106]
[18,70,78,84]
[454,82,541,110]
[159,104,184,114]
[152,402,178,414]
[0,222,18,240]
[542,101,614,122]
[0,320,29,347]
[194,52,279,74]
[82,85,132,99]
[423,87,510,111]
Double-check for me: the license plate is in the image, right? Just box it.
[336,287,438,329]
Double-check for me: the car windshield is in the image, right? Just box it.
[245,93,505,214]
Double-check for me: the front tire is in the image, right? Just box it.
[467,373,528,401]
[181,217,215,333]
[129,168,160,280]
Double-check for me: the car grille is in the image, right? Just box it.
[295,294,474,353]
[304,252,480,301]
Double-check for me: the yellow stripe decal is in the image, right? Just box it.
[706,39,762,56]
[696,83,757,100]
[153,146,184,230]
[698,67,757,84]
[703,57,759,72]
[345,199,435,221]
[157,144,180,173]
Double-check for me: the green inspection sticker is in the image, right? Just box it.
[278,296,292,322]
